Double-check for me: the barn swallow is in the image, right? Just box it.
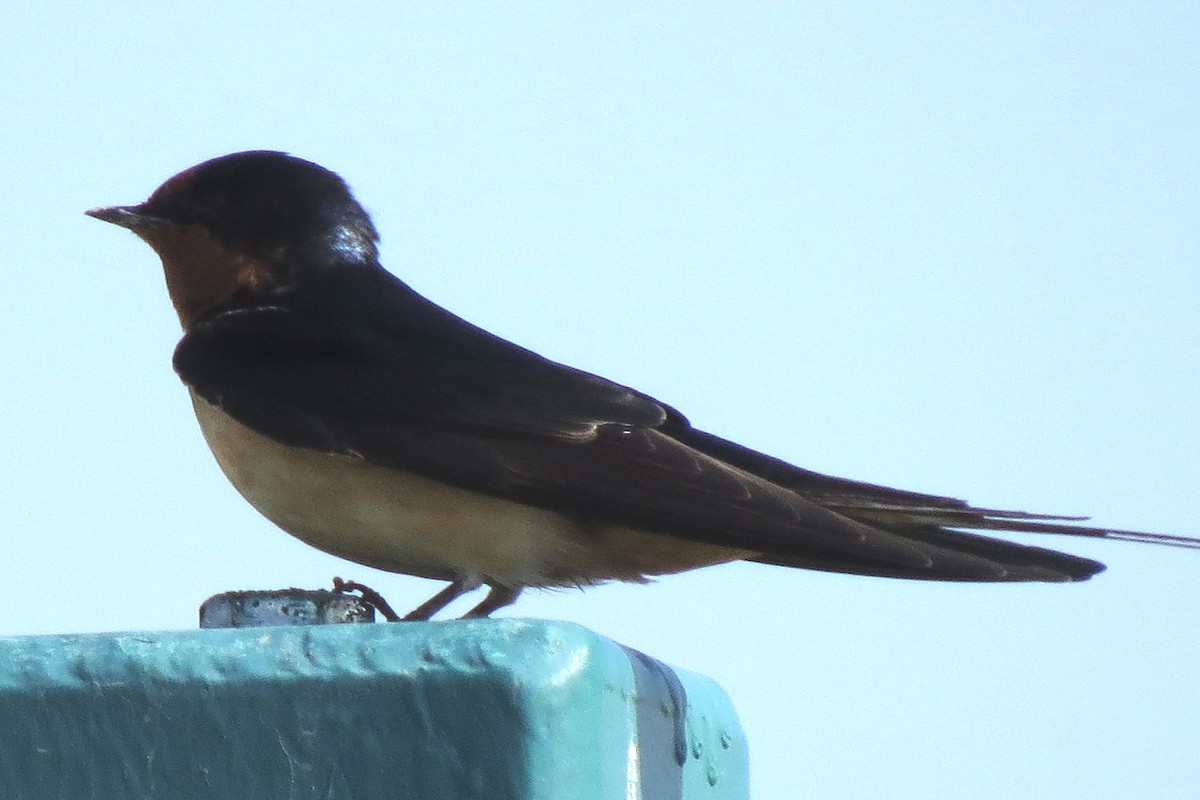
[87,151,1197,619]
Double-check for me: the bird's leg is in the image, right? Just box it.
[403,577,479,621]
[461,585,521,618]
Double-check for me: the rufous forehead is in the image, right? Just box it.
[146,164,203,206]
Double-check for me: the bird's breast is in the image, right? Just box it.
[188,393,748,587]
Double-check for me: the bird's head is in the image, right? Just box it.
[87,151,379,326]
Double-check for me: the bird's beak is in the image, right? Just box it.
[85,204,162,231]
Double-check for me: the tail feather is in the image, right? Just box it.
[753,523,1106,583]
[840,503,1200,549]
[673,424,1196,581]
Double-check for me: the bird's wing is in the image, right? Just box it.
[174,269,1124,582]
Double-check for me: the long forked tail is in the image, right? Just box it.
[929,508,1200,549]
[675,426,1197,582]
[753,504,1198,583]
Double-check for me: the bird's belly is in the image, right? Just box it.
[189,393,748,586]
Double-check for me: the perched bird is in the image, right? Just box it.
[87,151,1196,619]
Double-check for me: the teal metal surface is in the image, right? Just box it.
[0,620,748,799]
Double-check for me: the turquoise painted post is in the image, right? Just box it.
[0,620,748,799]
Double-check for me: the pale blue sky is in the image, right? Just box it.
[3,5,1198,797]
